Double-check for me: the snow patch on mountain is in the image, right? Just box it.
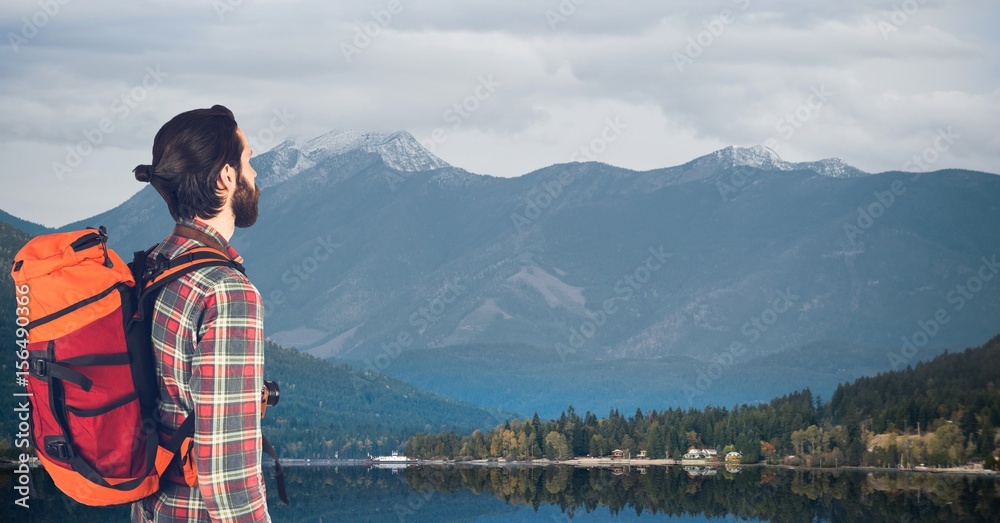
[299,129,449,171]
[437,298,514,347]
[257,130,450,188]
[507,265,586,309]
[691,145,868,178]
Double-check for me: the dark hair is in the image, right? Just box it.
[133,104,243,221]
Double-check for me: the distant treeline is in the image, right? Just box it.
[406,334,1000,469]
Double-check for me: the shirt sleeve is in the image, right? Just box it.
[189,273,271,522]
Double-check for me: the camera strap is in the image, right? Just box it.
[262,435,289,505]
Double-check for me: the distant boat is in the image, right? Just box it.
[369,451,411,463]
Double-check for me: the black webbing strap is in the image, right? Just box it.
[29,353,131,392]
[261,435,289,505]
[60,353,131,366]
[162,251,242,273]
[164,415,195,456]
[160,415,196,486]
[140,257,241,304]
[30,358,93,391]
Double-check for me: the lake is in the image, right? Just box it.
[2,464,998,521]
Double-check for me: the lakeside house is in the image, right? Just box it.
[683,448,718,460]
[611,449,627,459]
[725,451,742,463]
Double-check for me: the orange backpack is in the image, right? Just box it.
[11,226,240,505]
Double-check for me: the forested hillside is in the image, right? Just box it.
[0,222,32,446]
[260,340,513,458]
[408,334,1000,470]
[0,210,49,237]
[830,334,1000,469]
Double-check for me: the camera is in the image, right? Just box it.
[261,380,279,418]
[262,380,280,407]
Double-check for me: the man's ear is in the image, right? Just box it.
[217,164,238,194]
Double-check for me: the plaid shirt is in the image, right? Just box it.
[131,218,270,523]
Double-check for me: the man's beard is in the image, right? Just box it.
[233,173,261,228]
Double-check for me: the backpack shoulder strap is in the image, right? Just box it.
[138,223,247,300]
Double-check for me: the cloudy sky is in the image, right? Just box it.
[2,0,997,227]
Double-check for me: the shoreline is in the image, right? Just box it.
[273,457,998,478]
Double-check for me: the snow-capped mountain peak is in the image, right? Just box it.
[298,129,449,171]
[254,129,450,188]
[690,146,868,178]
[701,145,786,171]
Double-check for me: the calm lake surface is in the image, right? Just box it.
[2,464,998,522]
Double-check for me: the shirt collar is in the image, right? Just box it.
[176,217,244,264]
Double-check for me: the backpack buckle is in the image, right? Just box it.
[31,358,47,378]
[48,442,70,460]
[149,253,171,280]
[44,436,72,461]
[98,226,113,268]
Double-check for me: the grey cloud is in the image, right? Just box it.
[0,0,997,227]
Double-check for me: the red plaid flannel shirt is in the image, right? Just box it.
[131,218,270,522]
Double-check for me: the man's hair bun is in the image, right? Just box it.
[134,164,155,183]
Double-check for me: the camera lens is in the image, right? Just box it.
[263,380,279,407]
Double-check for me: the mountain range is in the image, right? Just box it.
[4,129,999,417]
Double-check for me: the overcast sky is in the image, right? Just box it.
[2,0,997,227]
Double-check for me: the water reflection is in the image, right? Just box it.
[402,465,1000,522]
[2,465,997,522]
